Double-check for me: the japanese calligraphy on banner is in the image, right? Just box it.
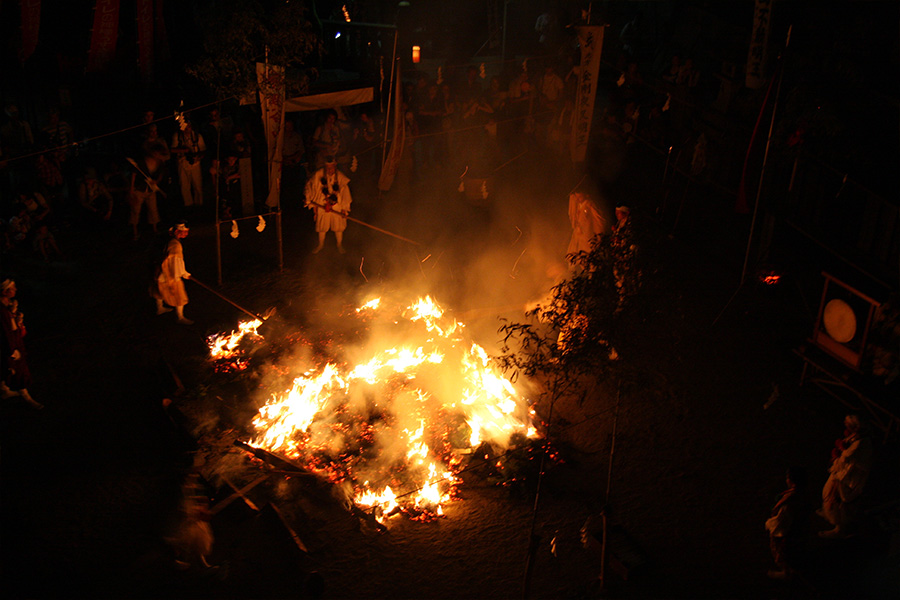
[19,0,41,63]
[86,0,120,73]
[257,62,285,209]
[570,25,604,163]
[136,0,154,84]
[745,0,772,89]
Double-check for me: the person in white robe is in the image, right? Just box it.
[152,222,193,324]
[304,155,352,254]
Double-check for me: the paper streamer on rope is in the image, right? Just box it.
[351,156,358,173]
[231,220,239,238]
[256,215,266,232]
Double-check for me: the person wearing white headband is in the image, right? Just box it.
[151,223,194,324]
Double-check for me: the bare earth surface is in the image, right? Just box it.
[2,146,898,599]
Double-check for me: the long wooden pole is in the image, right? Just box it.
[307,201,420,245]
[380,30,399,171]
[189,276,266,321]
[214,100,223,285]
[741,26,792,284]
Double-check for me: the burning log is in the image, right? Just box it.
[234,439,318,478]
[235,440,388,534]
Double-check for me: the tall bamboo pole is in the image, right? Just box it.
[215,100,223,285]
[380,29,399,172]
[741,26,792,284]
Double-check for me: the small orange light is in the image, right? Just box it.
[412,45,421,63]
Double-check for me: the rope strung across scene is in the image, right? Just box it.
[1,97,239,166]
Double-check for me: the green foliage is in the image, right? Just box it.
[495,236,629,407]
[186,0,320,99]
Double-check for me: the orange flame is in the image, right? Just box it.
[208,318,263,361]
[240,296,534,523]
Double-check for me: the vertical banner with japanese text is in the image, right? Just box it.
[136,0,154,84]
[570,25,604,163]
[86,0,120,73]
[745,0,772,89]
[258,62,285,209]
[378,61,404,192]
[19,0,41,64]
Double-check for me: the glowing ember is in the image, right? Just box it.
[243,296,535,523]
[758,270,782,285]
[208,318,263,364]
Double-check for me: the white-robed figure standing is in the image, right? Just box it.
[304,155,352,254]
[152,222,193,324]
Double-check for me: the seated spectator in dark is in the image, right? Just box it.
[41,107,74,162]
[617,62,645,103]
[77,167,114,221]
[676,57,700,90]
[34,145,65,207]
[103,159,131,220]
[17,188,51,225]
[214,154,241,220]
[7,203,31,247]
[350,109,380,175]
[458,66,483,105]
[32,222,63,262]
[661,55,681,84]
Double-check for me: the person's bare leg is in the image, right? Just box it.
[20,388,43,409]
[156,298,172,314]
[312,231,326,254]
[335,231,345,253]
[176,305,193,325]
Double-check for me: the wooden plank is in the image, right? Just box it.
[210,473,267,515]
[269,502,309,554]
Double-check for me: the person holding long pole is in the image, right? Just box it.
[151,222,194,324]
[304,155,352,254]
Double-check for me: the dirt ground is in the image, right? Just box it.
[2,142,898,600]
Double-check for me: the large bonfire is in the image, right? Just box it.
[207,295,537,523]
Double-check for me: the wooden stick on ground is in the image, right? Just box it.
[269,502,310,553]
[210,473,268,515]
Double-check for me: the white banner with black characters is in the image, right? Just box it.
[746,0,773,89]
[570,25,604,163]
